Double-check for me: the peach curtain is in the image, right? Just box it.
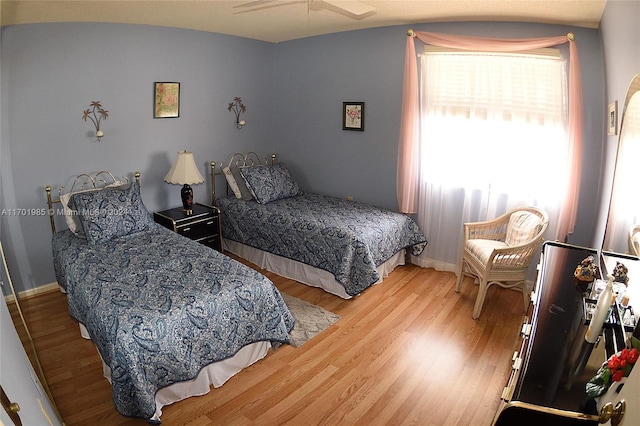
[397,30,582,239]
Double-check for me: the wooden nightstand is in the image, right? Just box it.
[153,203,223,252]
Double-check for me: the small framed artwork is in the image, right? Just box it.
[343,102,364,131]
[608,100,618,136]
[154,82,180,118]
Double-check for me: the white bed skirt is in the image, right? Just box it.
[78,324,270,422]
[224,239,406,299]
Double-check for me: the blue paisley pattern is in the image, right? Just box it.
[240,164,302,204]
[216,193,428,296]
[52,225,294,420]
[70,182,156,244]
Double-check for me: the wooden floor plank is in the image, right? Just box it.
[17,259,524,425]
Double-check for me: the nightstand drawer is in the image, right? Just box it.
[176,217,219,241]
[154,203,223,253]
[201,235,222,251]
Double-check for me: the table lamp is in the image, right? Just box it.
[164,150,204,213]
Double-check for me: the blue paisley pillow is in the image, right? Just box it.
[240,163,301,204]
[70,182,155,244]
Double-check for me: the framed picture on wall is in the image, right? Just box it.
[154,82,180,118]
[343,102,364,131]
[608,100,618,136]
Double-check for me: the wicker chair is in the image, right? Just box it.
[455,206,549,319]
[629,224,640,257]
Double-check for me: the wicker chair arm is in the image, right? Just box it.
[464,215,511,242]
[486,236,545,270]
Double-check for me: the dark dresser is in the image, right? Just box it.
[493,241,636,425]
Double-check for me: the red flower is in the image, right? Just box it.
[588,337,640,398]
[612,369,625,382]
[608,355,621,372]
[607,348,637,381]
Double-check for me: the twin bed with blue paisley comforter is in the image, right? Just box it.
[211,153,428,299]
[46,173,294,423]
[47,157,427,421]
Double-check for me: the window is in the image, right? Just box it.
[420,51,567,200]
[414,50,569,270]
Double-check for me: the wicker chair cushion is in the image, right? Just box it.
[466,239,509,264]
[505,211,543,247]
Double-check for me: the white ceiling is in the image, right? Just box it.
[0,0,606,43]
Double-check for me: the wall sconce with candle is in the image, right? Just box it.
[228,97,246,129]
[82,101,109,142]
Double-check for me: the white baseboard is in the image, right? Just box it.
[4,282,60,302]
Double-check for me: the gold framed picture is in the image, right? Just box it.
[154,82,180,118]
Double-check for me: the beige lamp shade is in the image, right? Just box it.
[164,150,204,185]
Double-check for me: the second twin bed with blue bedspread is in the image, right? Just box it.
[212,153,428,299]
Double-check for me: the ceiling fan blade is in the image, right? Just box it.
[322,0,376,16]
[233,0,278,9]
[234,0,305,14]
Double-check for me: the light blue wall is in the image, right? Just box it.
[1,18,608,293]
[273,22,605,234]
[1,23,277,292]
[273,27,407,210]
[596,0,640,249]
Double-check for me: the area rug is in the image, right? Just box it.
[281,293,340,347]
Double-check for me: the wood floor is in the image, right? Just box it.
[19,260,525,425]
